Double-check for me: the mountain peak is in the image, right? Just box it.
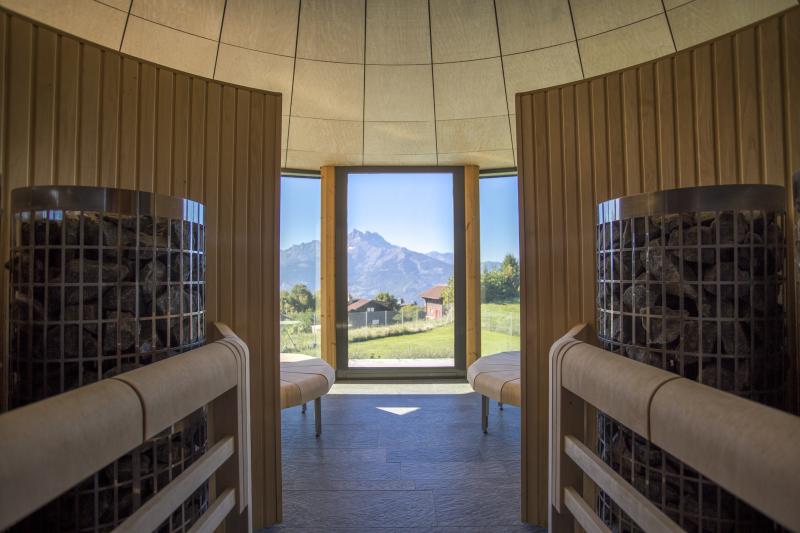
[348,228,390,247]
[282,229,454,302]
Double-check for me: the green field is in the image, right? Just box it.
[349,322,519,359]
[349,302,520,359]
[281,302,520,359]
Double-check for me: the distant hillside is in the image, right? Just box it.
[425,251,502,273]
[279,240,320,292]
[347,230,452,303]
[425,251,454,265]
[280,230,453,303]
[281,231,513,302]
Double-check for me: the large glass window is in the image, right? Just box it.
[279,176,321,357]
[346,172,456,368]
[335,168,466,377]
[479,175,520,354]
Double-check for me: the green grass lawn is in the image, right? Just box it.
[481,302,520,335]
[282,302,521,359]
[349,322,519,359]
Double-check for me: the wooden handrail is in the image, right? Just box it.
[549,324,800,532]
[0,322,252,533]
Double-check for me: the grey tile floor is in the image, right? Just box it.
[262,384,545,533]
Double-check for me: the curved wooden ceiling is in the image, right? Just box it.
[1,0,795,170]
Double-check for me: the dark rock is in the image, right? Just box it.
[141,261,168,295]
[61,325,99,358]
[641,306,689,345]
[711,212,748,244]
[64,304,97,321]
[610,315,629,343]
[683,321,717,353]
[63,259,130,284]
[155,286,192,316]
[33,219,47,245]
[102,285,139,314]
[101,216,120,246]
[10,294,45,321]
[703,262,750,285]
[700,364,749,392]
[64,213,81,244]
[82,213,100,245]
[623,282,660,313]
[171,252,193,281]
[646,251,698,300]
[668,225,715,263]
[601,254,629,281]
[65,286,98,305]
[660,213,695,235]
[102,312,139,354]
[623,345,662,366]
[737,241,766,274]
[622,218,650,248]
[139,327,154,353]
[721,321,750,355]
[718,298,737,318]
[766,222,782,245]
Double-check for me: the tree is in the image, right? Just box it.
[442,275,455,306]
[393,304,422,323]
[280,283,316,314]
[501,253,520,295]
[374,291,399,311]
[480,253,520,303]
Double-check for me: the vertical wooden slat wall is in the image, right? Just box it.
[0,11,283,527]
[516,6,800,526]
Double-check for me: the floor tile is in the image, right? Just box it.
[270,387,540,531]
[283,447,387,463]
[387,446,483,463]
[432,488,523,526]
[401,461,510,480]
[281,490,436,528]
[283,461,401,481]
[282,479,416,491]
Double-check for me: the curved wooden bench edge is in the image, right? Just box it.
[279,355,335,409]
[467,351,521,407]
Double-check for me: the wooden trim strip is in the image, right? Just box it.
[563,486,611,533]
[114,436,235,533]
[563,435,682,533]
[465,164,481,366]
[187,488,236,533]
[320,165,337,368]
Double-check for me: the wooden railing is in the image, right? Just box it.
[549,324,800,533]
[0,323,252,533]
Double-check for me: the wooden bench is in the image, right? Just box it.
[467,351,520,433]
[280,354,335,437]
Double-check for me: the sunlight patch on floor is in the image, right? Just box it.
[375,406,421,415]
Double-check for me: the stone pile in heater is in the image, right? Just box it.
[595,185,788,532]
[7,186,207,532]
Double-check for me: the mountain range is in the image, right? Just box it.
[280,229,503,304]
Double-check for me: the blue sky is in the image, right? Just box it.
[479,176,520,262]
[348,172,453,253]
[280,173,519,262]
[280,176,321,250]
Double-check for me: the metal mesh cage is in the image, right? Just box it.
[595,184,788,533]
[7,186,207,532]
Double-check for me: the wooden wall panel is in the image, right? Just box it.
[0,10,283,528]
[516,6,800,526]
